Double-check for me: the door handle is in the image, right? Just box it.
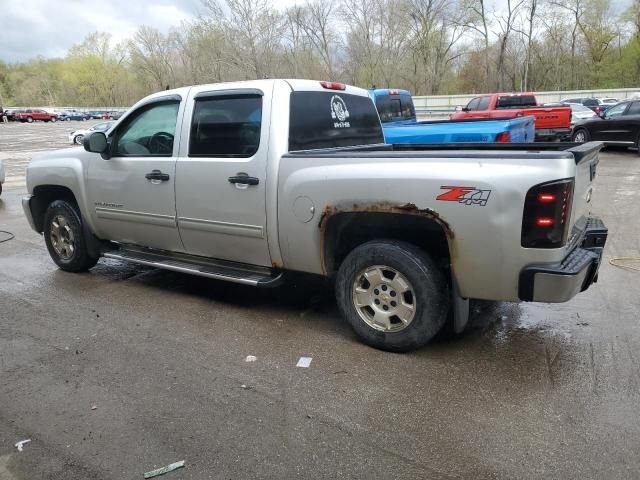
[228,174,259,186]
[145,170,170,182]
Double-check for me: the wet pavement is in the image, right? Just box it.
[1,123,639,479]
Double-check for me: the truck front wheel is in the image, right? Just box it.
[43,200,99,272]
[335,240,449,352]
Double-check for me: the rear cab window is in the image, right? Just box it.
[289,91,384,151]
[375,92,416,123]
[496,95,537,109]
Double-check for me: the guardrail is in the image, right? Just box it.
[413,87,640,112]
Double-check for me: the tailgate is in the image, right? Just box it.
[529,107,572,129]
[567,142,602,244]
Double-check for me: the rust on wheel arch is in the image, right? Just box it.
[318,201,455,275]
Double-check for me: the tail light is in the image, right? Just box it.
[389,89,400,95]
[320,81,346,91]
[496,132,511,143]
[595,106,600,114]
[521,179,574,248]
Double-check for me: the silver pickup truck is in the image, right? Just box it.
[23,79,608,352]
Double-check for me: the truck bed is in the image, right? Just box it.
[285,141,603,165]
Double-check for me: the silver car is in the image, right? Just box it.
[566,102,597,124]
[68,121,115,145]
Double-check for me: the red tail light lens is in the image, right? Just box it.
[537,193,557,203]
[536,218,554,227]
[389,89,400,95]
[496,132,511,143]
[320,81,346,91]
[521,179,574,248]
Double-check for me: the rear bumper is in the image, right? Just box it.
[519,217,607,302]
[535,128,572,141]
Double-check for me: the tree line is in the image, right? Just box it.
[0,0,638,108]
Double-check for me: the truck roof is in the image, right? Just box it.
[369,88,412,97]
[140,79,371,107]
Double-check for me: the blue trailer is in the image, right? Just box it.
[370,88,535,144]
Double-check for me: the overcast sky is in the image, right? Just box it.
[0,0,632,64]
[0,0,299,63]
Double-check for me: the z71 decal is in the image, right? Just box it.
[437,186,491,206]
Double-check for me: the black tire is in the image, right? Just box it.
[43,200,99,272]
[335,240,449,352]
[74,134,84,145]
[572,128,590,143]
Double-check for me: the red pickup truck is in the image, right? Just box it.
[450,93,571,141]
[15,109,58,123]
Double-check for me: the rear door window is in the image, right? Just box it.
[625,102,640,115]
[189,95,262,157]
[289,92,384,151]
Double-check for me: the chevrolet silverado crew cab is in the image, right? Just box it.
[23,79,608,352]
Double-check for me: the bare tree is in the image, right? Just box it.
[494,0,526,90]
[459,0,491,90]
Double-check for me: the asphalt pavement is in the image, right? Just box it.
[1,122,639,479]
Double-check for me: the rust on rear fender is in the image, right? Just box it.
[318,201,454,239]
[318,201,455,275]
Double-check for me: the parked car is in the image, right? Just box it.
[599,97,619,106]
[571,99,640,149]
[86,111,111,119]
[109,111,124,120]
[58,111,91,121]
[68,121,115,145]
[450,93,572,141]
[566,103,598,124]
[560,97,608,115]
[15,109,58,123]
[3,109,20,121]
[22,79,607,352]
[370,88,535,144]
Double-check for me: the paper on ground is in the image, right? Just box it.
[296,357,312,368]
[143,460,185,478]
[14,439,31,452]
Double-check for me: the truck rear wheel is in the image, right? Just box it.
[43,200,99,272]
[335,240,449,352]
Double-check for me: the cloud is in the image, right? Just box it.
[0,0,200,63]
[0,0,306,63]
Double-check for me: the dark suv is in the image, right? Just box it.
[561,97,608,114]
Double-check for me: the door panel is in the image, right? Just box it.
[87,98,184,251]
[591,102,630,142]
[175,86,272,267]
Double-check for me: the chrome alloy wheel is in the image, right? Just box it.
[352,265,417,332]
[50,215,76,260]
[573,130,586,143]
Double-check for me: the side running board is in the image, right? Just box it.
[103,247,284,288]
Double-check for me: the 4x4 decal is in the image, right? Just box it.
[437,186,491,206]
